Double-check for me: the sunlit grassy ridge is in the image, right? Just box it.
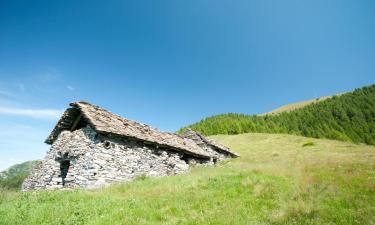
[261,95,335,115]
[1,133,375,224]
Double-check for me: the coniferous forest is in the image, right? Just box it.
[179,84,375,145]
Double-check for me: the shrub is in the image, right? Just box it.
[0,173,29,190]
[134,173,148,181]
[302,142,315,147]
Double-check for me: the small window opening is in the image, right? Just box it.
[60,160,70,186]
[104,141,111,149]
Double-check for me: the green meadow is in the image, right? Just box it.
[1,133,375,225]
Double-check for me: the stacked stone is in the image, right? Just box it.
[182,129,237,164]
[22,126,191,190]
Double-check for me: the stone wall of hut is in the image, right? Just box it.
[22,126,202,190]
[182,130,231,163]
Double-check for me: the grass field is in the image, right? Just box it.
[1,133,375,225]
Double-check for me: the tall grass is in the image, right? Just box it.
[1,133,374,224]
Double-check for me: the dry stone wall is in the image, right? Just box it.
[22,126,202,190]
[182,129,230,163]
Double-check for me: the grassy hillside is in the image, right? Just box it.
[179,84,375,145]
[0,161,39,190]
[1,134,374,224]
[261,95,335,115]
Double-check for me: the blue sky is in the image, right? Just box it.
[0,0,374,170]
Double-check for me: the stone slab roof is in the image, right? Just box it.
[46,101,210,159]
[183,128,240,157]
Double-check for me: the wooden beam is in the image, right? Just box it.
[70,113,82,131]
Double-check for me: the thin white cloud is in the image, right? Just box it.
[67,85,75,91]
[0,106,63,119]
[18,83,25,92]
[36,67,62,82]
[0,90,18,99]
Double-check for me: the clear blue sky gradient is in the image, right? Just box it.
[0,0,374,170]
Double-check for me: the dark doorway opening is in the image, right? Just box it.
[60,160,70,186]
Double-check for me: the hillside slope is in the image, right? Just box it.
[261,95,335,115]
[0,160,39,190]
[180,84,375,145]
[1,134,374,224]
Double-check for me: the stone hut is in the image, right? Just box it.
[22,101,238,190]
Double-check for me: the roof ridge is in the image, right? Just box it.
[47,101,211,159]
[71,101,162,132]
